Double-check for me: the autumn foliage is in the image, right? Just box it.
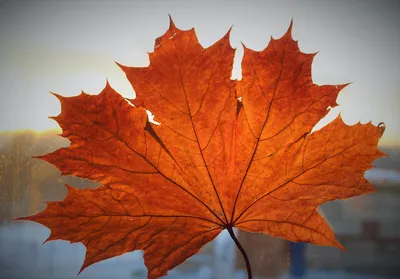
[17,18,385,278]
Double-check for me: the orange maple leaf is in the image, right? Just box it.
[16,17,385,279]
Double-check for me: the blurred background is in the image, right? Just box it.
[0,0,399,279]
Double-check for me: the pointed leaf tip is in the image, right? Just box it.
[168,14,177,31]
[105,78,111,88]
[65,184,78,193]
[283,19,294,40]
[115,61,130,74]
[219,25,234,49]
[41,236,53,246]
[102,78,114,94]
[78,265,86,275]
[288,18,294,33]
[49,91,64,100]
[335,83,352,92]
[309,51,320,59]
[224,25,233,38]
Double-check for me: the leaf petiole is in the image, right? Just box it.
[226,225,252,279]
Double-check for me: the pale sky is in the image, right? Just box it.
[0,0,399,146]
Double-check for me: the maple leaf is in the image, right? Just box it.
[16,17,385,279]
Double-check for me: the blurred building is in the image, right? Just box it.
[308,178,400,277]
[236,231,290,277]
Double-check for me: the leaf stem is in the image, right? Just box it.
[226,225,252,279]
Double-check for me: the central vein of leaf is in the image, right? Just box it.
[171,36,229,224]
[231,39,289,224]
